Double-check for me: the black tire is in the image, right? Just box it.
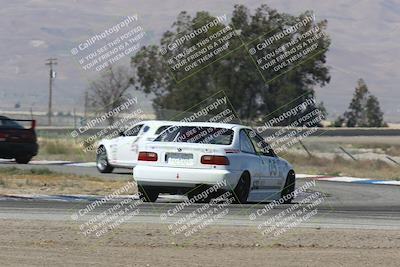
[139,186,159,202]
[15,155,32,164]
[233,172,250,204]
[281,171,296,204]
[187,185,213,203]
[96,146,114,173]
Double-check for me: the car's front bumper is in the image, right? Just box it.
[133,165,242,190]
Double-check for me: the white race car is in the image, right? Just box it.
[133,122,295,203]
[96,120,174,173]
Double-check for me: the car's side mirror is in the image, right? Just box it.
[262,148,275,157]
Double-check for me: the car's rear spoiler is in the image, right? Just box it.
[1,118,36,129]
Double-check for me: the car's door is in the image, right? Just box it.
[116,124,145,166]
[238,129,263,186]
[247,130,283,190]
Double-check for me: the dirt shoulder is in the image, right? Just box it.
[0,219,399,266]
[0,167,136,195]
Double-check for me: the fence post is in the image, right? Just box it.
[299,140,313,158]
[339,146,357,161]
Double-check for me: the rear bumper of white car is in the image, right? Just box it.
[133,165,242,190]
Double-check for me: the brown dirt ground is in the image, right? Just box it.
[0,219,399,266]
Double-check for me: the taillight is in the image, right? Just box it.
[138,151,158,161]
[31,120,36,129]
[201,155,230,165]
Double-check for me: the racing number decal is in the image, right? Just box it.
[111,144,117,161]
[269,159,278,177]
[131,143,138,152]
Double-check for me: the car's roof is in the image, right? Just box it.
[164,121,248,129]
[136,120,175,126]
[136,120,250,130]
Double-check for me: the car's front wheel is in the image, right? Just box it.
[96,146,114,173]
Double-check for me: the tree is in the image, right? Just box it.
[338,79,386,127]
[343,79,369,127]
[332,116,344,127]
[131,4,331,124]
[366,95,386,127]
[88,65,133,125]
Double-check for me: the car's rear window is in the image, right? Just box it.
[155,125,172,135]
[0,118,24,129]
[154,126,234,145]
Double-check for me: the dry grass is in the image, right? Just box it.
[36,137,96,162]
[0,167,136,195]
[32,137,400,181]
[283,154,400,180]
[300,136,400,156]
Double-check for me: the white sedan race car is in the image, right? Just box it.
[133,122,295,204]
[96,120,174,173]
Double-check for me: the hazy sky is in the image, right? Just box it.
[0,0,399,121]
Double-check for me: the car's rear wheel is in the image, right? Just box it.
[139,186,159,202]
[15,155,32,164]
[281,171,296,204]
[187,185,213,203]
[233,172,250,204]
[96,146,114,173]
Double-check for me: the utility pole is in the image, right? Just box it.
[73,107,77,128]
[45,58,57,126]
[84,91,88,121]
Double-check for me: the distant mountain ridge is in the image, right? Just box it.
[0,0,399,122]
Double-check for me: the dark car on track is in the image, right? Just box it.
[0,116,38,164]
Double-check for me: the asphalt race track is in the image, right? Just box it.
[0,162,399,230]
